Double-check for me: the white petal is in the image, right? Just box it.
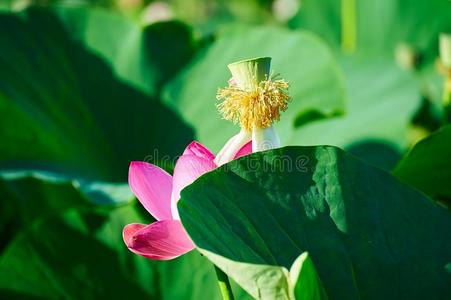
[252,126,280,152]
[214,129,252,166]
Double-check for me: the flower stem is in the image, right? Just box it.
[214,265,235,300]
[443,70,451,123]
[440,33,451,123]
[341,0,357,53]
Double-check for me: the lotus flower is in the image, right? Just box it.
[215,57,290,165]
[123,141,251,260]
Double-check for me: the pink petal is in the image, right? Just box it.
[234,140,252,159]
[129,161,173,221]
[171,155,217,219]
[123,223,147,245]
[123,220,194,260]
[182,141,215,161]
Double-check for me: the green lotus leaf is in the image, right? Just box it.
[0,8,193,180]
[179,146,451,299]
[394,124,451,205]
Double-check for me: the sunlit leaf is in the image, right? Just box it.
[288,54,421,170]
[290,0,450,60]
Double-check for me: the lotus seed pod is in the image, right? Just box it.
[227,57,271,91]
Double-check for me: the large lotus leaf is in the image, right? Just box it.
[163,25,346,152]
[394,124,451,203]
[54,6,195,95]
[289,0,450,60]
[0,8,193,180]
[0,202,251,300]
[0,205,152,299]
[0,169,134,252]
[178,146,451,299]
[0,172,89,253]
[288,54,420,170]
[0,168,137,262]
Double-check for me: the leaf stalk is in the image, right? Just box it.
[341,0,357,53]
[214,265,235,300]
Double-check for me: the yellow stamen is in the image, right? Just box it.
[217,76,290,131]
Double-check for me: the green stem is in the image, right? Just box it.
[214,265,235,300]
[341,0,357,53]
[439,34,451,123]
[443,71,451,124]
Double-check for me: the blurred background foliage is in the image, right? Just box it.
[0,0,450,299]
